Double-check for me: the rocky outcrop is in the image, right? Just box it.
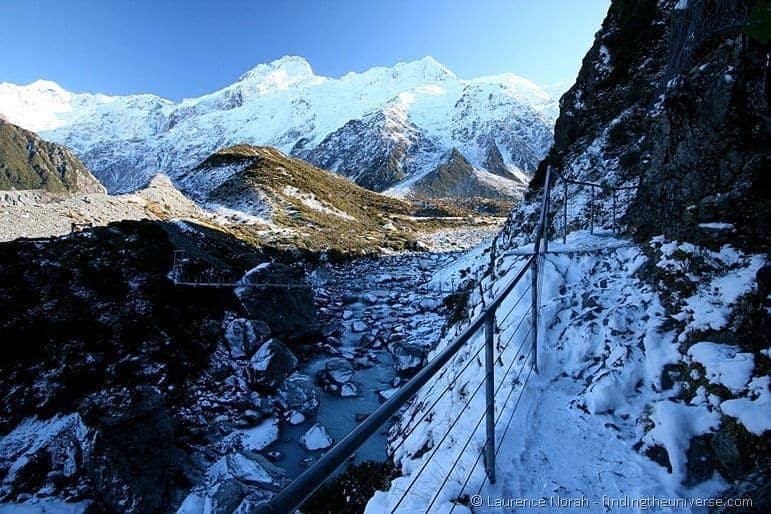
[0,220,294,511]
[527,0,770,251]
[236,261,320,344]
[0,119,104,194]
[411,148,524,201]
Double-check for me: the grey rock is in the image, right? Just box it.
[224,318,270,359]
[299,423,334,451]
[316,358,355,388]
[277,372,320,418]
[223,452,288,491]
[209,477,246,514]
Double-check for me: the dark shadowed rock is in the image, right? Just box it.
[78,386,183,514]
[236,263,320,344]
[224,318,271,359]
[247,339,298,392]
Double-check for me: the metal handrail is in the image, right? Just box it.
[254,167,557,513]
[552,168,638,191]
[253,257,534,514]
[549,167,639,242]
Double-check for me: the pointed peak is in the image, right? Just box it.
[395,56,456,81]
[448,147,471,164]
[238,56,315,83]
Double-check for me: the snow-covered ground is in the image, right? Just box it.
[366,230,767,513]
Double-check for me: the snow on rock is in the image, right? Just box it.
[340,382,359,397]
[247,339,298,391]
[277,372,320,418]
[298,423,334,451]
[721,376,771,436]
[223,318,269,359]
[238,417,280,452]
[657,240,766,339]
[378,388,400,402]
[0,414,89,486]
[642,400,721,481]
[687,342,754,393]
[367,236,759,512]
[316,358,355,386]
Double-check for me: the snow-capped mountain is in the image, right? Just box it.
[0,56,556,197]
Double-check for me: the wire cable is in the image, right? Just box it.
[448,343,535,514]
[424,328,533,512]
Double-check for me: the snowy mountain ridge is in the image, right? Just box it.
[0,56,557,196]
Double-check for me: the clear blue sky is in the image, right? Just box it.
[0,0,609,100]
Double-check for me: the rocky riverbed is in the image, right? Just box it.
[0,218,491,513]
[281,252,465,473]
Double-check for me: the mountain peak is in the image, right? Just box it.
[237,56,316,88]
[394,56,456,81]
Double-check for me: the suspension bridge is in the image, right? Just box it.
[170,249,469,294]
[251,167,638,514]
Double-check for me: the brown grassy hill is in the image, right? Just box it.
[0,119,104,194]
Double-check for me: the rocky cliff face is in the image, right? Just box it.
[0,220,319,512]
[0,119,104,194]
[527,0,769,251]
[0,57,556,199]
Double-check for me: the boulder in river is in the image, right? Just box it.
[219,451,288,491]
[299,423,334,451]
[224,318,270,359]
[316,358,355,391]
[340,382,359,397]
[351,321,368,333]
[277,372,320,418]
[247,339,298,392]
[391,343,427,376]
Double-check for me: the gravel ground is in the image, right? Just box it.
[0,175,204,241]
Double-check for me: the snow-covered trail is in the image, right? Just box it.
[367,232,765,513]
[480,371,678,513]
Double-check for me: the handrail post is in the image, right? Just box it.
[590,185,595,235]
[530,254,539,373]
[543,174,551,254]
[562,178,568,244]
[484,312,496,484]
